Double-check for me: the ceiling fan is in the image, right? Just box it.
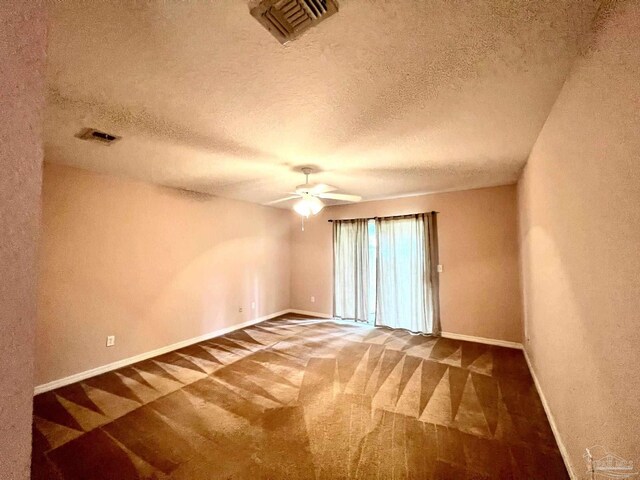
[268,167,362,217]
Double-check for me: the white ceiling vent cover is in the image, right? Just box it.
[75,128,121,146]
[251,0,338,44]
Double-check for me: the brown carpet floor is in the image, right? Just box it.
[31,315,567,479]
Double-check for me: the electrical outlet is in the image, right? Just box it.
[437,264,443,273]
[310,296,315,303]
[238,306,243,313]
[251,301,256,310]
[106,335,115,347]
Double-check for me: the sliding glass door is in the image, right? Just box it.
[375,215,431,333]
[333,213,440,334]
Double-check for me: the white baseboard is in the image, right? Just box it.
[287,309,334,319]
[441,331,523,350]
[33,309,290,395]
[522,349,574,479]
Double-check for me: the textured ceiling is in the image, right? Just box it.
[45,0,600,207]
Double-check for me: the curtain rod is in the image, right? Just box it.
[327,211,439,222]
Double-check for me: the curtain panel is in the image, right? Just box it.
[425,212,441,335]
[375,213,440,335]
[333,219,370,322]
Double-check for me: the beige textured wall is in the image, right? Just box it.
[518,0,640,475]
[37,164,290,385]
[0,1,46,478]
[290,185,522,342]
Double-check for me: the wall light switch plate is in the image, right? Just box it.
[251,301,256,310]
[311,296,315,303]
[437,264,443,273]
[106,335,115,347]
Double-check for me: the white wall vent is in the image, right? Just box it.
[251,0,338,44]
[75,128,120,146]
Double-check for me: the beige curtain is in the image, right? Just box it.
[333,219,370,322]
[375,213,440,334]
[425,212,441,335]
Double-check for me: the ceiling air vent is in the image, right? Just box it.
[251,0,338,44]
[75,128,120,146]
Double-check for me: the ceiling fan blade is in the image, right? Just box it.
[265,195,299,205]
[317,192,362,202]
[309,183,337,195]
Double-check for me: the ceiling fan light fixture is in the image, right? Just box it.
[294,196,324,217]
[310,197,325,215]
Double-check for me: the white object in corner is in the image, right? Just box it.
[522,349,574,479]
[440,331,523,350]
[33,309,290,395]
